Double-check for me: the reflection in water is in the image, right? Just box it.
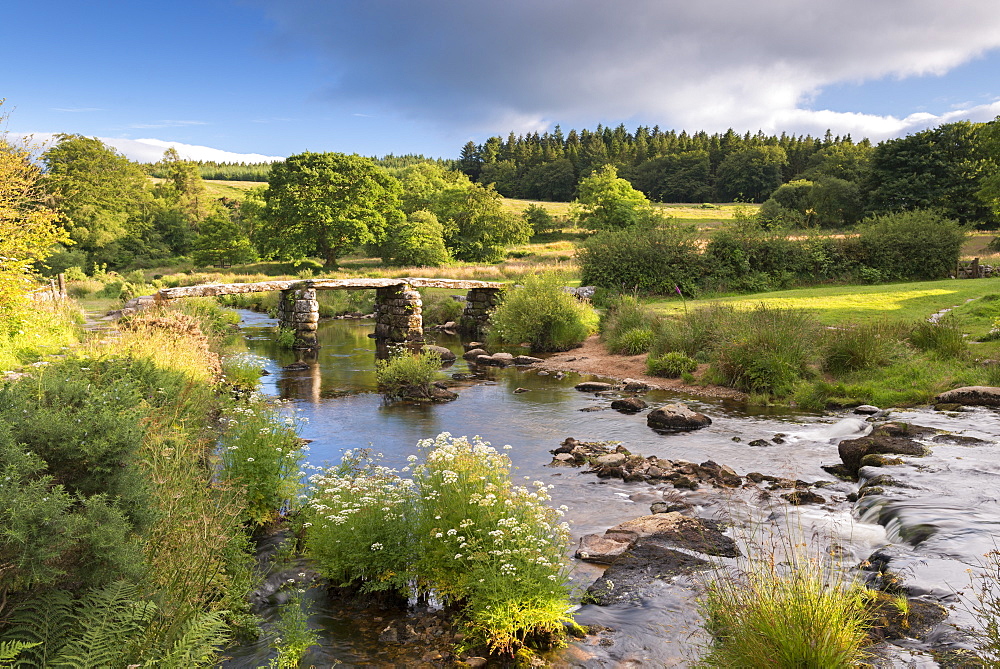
[229,311,1000,666]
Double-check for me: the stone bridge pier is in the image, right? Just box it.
[373,284,424,346]
[277,287,320,348]
[157,277,505,350]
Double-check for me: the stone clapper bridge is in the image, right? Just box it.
[155,277,504,349]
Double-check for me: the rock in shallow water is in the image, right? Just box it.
[646,403,712,431]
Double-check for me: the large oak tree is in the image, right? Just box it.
[259,152,404,268]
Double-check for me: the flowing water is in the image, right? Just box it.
[225,311,1000,667]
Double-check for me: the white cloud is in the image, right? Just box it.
[18,133,284,163]
[253,0,1000,141]
[108,138,284,163]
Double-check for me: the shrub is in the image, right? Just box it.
[375,350,443,398]
[698,544,874,667]
[647,351,698,378]
[317,289,373,318]
[822,322,906,374]
[523,203,559,235]
[302,434,572,657]
[487,272,598,352]
[218,402,306,526]
[381,210,450,267]
[908,319,967,359]
[221,353,267,393]
[858,209,966,281]
[577,222,702,294]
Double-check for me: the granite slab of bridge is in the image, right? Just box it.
[155,278,504,348]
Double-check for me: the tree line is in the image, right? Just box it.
[457,120,999,227]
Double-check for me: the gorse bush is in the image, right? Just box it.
[302,434,572,656]
[487,272,598,352]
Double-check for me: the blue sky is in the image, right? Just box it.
[5,0,1000,163]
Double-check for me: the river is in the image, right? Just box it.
[225,311,1000,667]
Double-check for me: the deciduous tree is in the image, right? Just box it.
[258,152,404,268]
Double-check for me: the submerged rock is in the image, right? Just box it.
[646,403,712,431]
[584,543,711,606]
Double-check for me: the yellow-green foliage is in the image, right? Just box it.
[0,301,81,370]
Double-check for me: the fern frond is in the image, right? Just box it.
[0,641,40,668]
[50,581,156,669]
[154,610,230,668]
[0,590,74,666]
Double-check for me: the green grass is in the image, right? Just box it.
[647,278,1000,325]
[698,546,874,668]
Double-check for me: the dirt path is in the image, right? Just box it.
[537,335,747,401]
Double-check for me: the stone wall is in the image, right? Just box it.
[373,284,423,346]
[277,287,319,348]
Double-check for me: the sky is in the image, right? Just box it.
[4,0,1000,164]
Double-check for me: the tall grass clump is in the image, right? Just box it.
[908,318,968,360]
[651,304,734,359]
[487,272,598,352]
[302,434,572,658]
[0,300,81,370]
[218,402,306,526]
[600,295,659,355]
[698,545,874,667]
[822,321,907,375]
[375,349,443,399]
[966,548,1000,665]
[708,305,820,397]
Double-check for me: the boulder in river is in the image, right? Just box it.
[463,348,488,360]
[604,512,740,557]
[646,403,712,431]
[421,344,456,362]
[838,422,931,476]
[934,386,1000,407]
[622,378,650,392]
[611,397,648,413]
[575,381,616,392]
[513,355,544,365]
[584,543,711,606]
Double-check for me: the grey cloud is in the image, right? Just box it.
[253,0,1000,139]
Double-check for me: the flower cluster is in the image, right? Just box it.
[300,433,574,654]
